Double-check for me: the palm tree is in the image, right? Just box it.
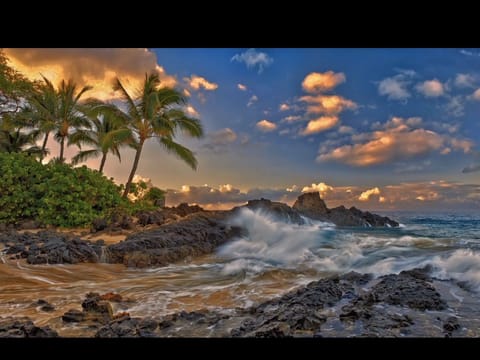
[0,116,43,155]
[111,73,203,198]
[27,76,58,161]
[70,108,133,173]
[28,76,92,163]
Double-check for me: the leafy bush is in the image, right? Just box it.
[144,187,165,203]
[0,152,125,227]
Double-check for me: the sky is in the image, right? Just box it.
[4,48,480,211]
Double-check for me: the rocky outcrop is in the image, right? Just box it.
[106,212,244,267]
[0,230,101,264]
[234,198,305,224]
[293,192,399,227]
[0,317,58,337]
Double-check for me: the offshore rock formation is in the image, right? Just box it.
[293,192,399,227]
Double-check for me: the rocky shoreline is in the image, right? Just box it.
[2,192,472,337]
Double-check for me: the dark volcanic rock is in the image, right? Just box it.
[95,316,158,338]
[236,198,304,224]
[0,317,58,337]
[371,268,447,311]
[107,212,243,267]
[293,192,399,227]
[62,309,86,323]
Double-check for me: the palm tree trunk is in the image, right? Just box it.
[40,132,49,162]
[59,136,65,163]
[122,141,144,198]
[99,152,107,173]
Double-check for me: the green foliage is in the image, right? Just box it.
[0,152,125,227]
[145,187,165,202]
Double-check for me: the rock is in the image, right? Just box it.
[17,220,41,230]
[99,292,123,302]
[33,299,55,312]
[292,192,399,227]
[107,212,242,267]
[0,317,58,337]
[293,192,328,219]
[443,316,460,334]
[81,292,114,319]
[92,218,108,232]
[237,198,304,224]
[62,309,86,323]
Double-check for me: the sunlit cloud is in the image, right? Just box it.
[358,187,381,201]
[183,88,191,97]
[300,94,357,115]
[279,103,290,111]
[338,125,354,134]
[302,182,334,197]
[185,105,199,117]
[4,48,177,101]
[237,83,247,91]
[184,74,218,91]
[231,48,273,74]
[317,116,473,166]
[416,79,445,97]
[256,119,277,132]
[202,128,238,153]
[471,89,480,101]
[300,116,339,135]
[281,115,303,123]
[302,71,346,93]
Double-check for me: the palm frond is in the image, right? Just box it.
[71,149,101,165]
[159,137,198,170]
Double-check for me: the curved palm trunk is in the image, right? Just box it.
[40,132,49,162]
[122,140,144,198]
[99,152,108,173]
[59,136,65,163]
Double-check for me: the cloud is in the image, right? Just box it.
[237,83,247,91]
[163,180,480,211]
[183,88,191,97]
[444,96,465,117]
[247,95,258,107]
[471,89,480,101]
[184,74,218,91]
[317,116,472,166]
[301,182,334,197]
[460,49,480,57]
[300,116,339,135]
[4,48,177,101]
[338,125,354,134]
[279,103,290,111]
[256,119,277,132]
[300,94,357,115]
[358,187,381,201]
[455,73,476,88]
[416,79,445,97]
[281,115,303,123]
[185,105,199,117]
[463,164,480,173]
[377,72,414,101]
[231,48,273,74]
[202,128,237,152]
[302,71,346,93]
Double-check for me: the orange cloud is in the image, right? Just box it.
[416,79,445,97]
[358,187,381,201]
[185,105,199,117]
[4,48,177,101]
[301,116,339,135]
[300,94,357,115]
[256,119,277,132]
[184,75,218,91]
[279,103,290,111]
[302,71,346,93]
[237,83,247,91]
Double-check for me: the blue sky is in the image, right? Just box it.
[5,48,480,210]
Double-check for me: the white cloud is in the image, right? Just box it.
[231,48,273,74]
[300,94,357,115]
[279,103,290,111]
[338,125,354,134]
[281,115,303,123]
[247,95,258,107]
[256,119,277,132]
[377,71,415,101]
[460,49,480,57]
[455,73,476,88]
[302,71,346,93]
[416,79,445,97]
[237,83,247,91]
[202,128,238,152]
[184,75,218,91]
[301,116,339,135]
[444,96,465,117]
